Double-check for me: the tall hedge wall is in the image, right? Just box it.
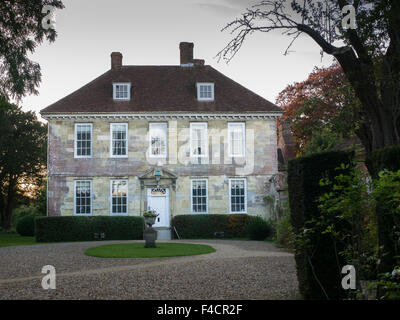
[35,216,145,242]
[172,214,249,239]
[288,150,354,300]
[371,146,400,274]
[371,145,400,177]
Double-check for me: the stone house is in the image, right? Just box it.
[40,42,283,239]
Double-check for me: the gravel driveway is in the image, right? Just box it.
[0,240,298,300]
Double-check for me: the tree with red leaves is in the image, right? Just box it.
[276,64,369,156]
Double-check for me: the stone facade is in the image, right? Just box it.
[47,117,279,220]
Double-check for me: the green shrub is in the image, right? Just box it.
[227,214,249,237]
[246,216,273,240]
[371,146,400,276]
[172,214,249,239]
[288,150,354,300]
[11,205,39,229]
[275,206,294,249]
[35,216,145,242]
[16,214,40,236]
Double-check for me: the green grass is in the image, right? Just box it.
[0,231,37,248]
[85,242,216,258]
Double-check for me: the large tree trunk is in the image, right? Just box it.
[333,49,400,157]
[1,177,15,231]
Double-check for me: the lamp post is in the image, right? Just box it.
[155,169,161,185]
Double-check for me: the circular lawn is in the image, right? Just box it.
[85,242,216,258]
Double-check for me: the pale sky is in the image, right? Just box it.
[21,0,335,121]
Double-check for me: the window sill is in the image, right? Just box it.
[110,155,129,158]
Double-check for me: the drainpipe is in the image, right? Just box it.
[46,122,49,217]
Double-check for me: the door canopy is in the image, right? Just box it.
[138,167,177,190]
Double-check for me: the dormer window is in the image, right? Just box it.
[113,83,131,100]
[197,83,214,101]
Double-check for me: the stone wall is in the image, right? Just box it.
[47,118,278,219]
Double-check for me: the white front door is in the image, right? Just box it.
[147,188,170,227]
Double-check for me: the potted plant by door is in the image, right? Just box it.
[143,209,159,227]
[143,209,159,248]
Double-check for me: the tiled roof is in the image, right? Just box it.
[41,65,282,114]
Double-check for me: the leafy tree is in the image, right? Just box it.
[276,64,362,155]
[219,0,400,168]
[0,0,64,100]
[0,97,47,230]
[33,179,47,215]
[304,128,341,155]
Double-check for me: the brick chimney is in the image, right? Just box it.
[111,52,123,70]
[179,42,194,65]
[193,59,204,67]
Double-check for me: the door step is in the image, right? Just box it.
[154,227,171,240]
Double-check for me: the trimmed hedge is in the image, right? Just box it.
[246,216,273,240]
[288,150,354,300]
[371,146,400,274]
[172,214,249,239]
[371,145,400,177]
[35,216,145,242]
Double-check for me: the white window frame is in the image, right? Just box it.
[110,123,128,158]
[228,122,246,157]
[190,122,208,158]
[149,122,168,158]
[190,179,208,214]
[196,82,214,101]
[74,180,93,216]
[74,123,93,158]
[113,82,131,101]
[229,178,247,214]
[110,179,129,216]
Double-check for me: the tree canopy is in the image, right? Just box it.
[0,97,47,230]
[0,0,64,100]
[276,63,363,155]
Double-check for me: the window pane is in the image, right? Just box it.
[115,84,129,99]
[111,180,127,214]
[229,124,244,156]
[150,123,167,156]
[191,180,207,213]
[75,181,91,215]
[111,124,127,156]
[76,124,92,156]
[230,179,246,213]
[191,124,207,156]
